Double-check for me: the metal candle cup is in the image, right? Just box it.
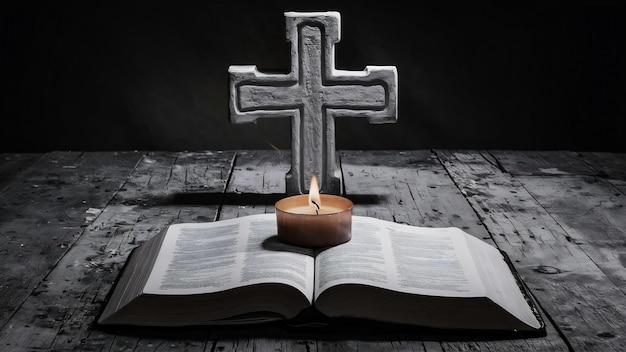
[275,194,353,248]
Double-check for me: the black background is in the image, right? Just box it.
[1,2,624,152]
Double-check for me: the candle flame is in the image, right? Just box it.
[308,175,321,209]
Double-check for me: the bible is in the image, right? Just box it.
[97,213,545,334]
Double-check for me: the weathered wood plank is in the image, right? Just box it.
[215,338,317,352]
[0,151,142,328]
[438,150,626,352]
[0,151,235,351]
[0,153,41,192]
[579,152,626,180]
[341,150,486,235]
[227,150,290,195]
[490,150,596,176]
[516,175,626,292]
[6,150,621,351]
[487,150,626,291]
[579,152,626,194]
[218,150,290,220]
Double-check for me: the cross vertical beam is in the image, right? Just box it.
[229,11,398,195]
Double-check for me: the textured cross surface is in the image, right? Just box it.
[229,11,398,195]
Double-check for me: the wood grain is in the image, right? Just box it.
[438,150,626,352]
[0,151,235,351]
[490,150,595,176]
[580,152,626,194]
[0,151,142,328]
[340,150,565,351]
[1,150,624,351]
[0,153,41,192]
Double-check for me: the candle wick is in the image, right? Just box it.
[311,200,320,215]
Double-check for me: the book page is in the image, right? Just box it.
[315,216,485,299]
[143,214,315,303]
[464,234,543,329]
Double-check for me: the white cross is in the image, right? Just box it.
[229,11,398,195]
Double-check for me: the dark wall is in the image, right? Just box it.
[1,2,624,152]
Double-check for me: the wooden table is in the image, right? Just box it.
[1,150,625,351]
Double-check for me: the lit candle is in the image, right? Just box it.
[275,176,352,247]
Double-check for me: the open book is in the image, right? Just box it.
[98,214,545,334]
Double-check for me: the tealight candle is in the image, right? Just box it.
[275,176,352,248]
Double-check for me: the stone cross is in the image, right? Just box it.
[229,11,397,195]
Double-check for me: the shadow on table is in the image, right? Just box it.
[120,192,388,207]
[95,312,547,342]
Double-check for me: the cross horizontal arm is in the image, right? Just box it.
[228,65,298,124]
[328,66,398,123]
